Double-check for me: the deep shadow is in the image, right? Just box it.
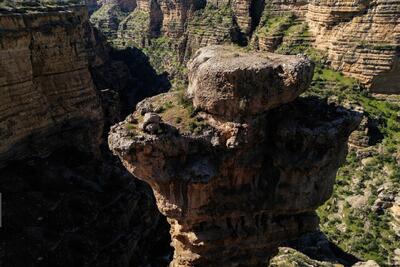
[249,0,265,35]
[1,15,173,267]
[286,231,360,267]
[1,147,173,267]
[86,25,171,119]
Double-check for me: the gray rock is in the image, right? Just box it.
[141,113,162,134]
[187,45,314,120]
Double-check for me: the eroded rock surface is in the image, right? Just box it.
[187,46,314,120]
[0,5,171,266]
[109,46,361,266]
[0,7,103,164]
[91,0,400,92]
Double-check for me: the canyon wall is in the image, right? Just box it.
[109,45,361,266]
[0,6,103,164]
[0,4,171,267]
[306,0,400,93]
[91,0,400,93]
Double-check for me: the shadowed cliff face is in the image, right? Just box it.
[0,6,104,165]
[109,46,361,266]
[1,148,171,267]
[90,0,400,93]
[0,5,172,267]
[0,4,169,164]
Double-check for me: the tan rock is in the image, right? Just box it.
[307,0,400,93]
[92,0,400,93]
[187,45,314,120]
[352,260,380,267]
[0,7,103,165]
[109,48,361,266]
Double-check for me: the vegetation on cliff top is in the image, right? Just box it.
[117,10,151,48]
[254,12,295,38]
[0,0,84,10]
[136,14,400,265]
[141,36,187,80]
[189,4,236,37]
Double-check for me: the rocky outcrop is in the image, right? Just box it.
[91,0,400,93]
[270,247,341,267]
[109,46,361,266]
[90,2,133,41]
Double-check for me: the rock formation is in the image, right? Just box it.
[0,2,167,163]
[91,0,400,93]
[109,45,361,266]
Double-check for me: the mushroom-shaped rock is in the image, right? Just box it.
[109,46,361,267]
[187,45,314,120]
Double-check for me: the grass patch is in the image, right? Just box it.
[254,12,295,37]
[141,36,187,79]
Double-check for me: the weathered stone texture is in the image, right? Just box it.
[0,6,172,267]
[307,0,400,93]
[109,46,361,266]
[0,8,103,164]
[187,45,314,120]
[91,0,400,93]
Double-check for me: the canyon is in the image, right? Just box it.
[91,0,400,93]
[1,0,399,266]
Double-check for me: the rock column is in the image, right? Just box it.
[109,45,361,266]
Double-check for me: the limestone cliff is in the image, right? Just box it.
[109,46,361,266]
[0,4,171,267]
[0,6,103,164]
[91,0,400,93]
[306,0,400,93]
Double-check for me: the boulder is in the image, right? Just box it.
[187,45,314,120]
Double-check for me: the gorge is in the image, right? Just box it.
[91,0,400,93]
[1,0,400,266]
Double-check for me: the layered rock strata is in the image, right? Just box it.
[109,46,361,266]
[306,0,400,93]
[0,5,171,266]
[91,0,400,93]
[0,6,103,164]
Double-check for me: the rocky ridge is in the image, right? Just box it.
[109,46,361,266]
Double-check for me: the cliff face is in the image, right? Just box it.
[109,46,361,266]
[91,0,400,93]
[0,5,171,267]
[0,7,103,164]
[307,0,400,93]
